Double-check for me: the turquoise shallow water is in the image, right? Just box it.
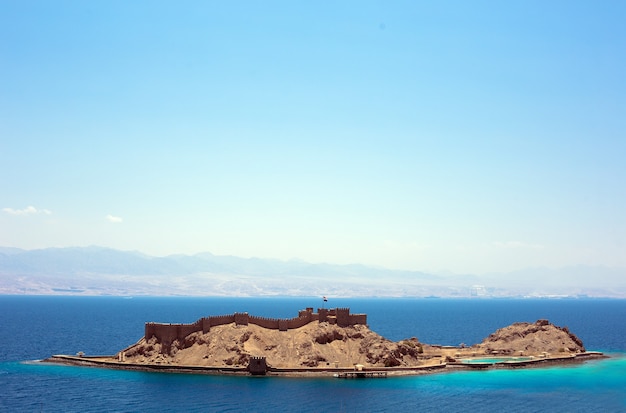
[461,357,534,363]
[4,355,625,412]
[1,296,625,412]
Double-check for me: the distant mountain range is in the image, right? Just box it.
[0,246,624,298]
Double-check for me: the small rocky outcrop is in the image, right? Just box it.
[358,336,424,367]
[478,319,586,355]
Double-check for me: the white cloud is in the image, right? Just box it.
[106,214,123,223]
[2,206,52,216]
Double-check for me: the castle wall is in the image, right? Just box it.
[145,322,157,340]
[318,308,329,323]
[202,314,235,332]
[287,315,312,330]
[145,322,203,354]
[145,323,179,344]
[179,320,203,338]
[278,319,289,331]
[248,356,267,375]
[336,308,350,327]
[234,312,249,326]
[248,315,280,330]
[144,307,366,347]
[350,313,367,325]
[145,322,202,341]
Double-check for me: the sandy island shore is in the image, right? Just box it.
[43,351,606,378]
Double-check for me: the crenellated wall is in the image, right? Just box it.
[336,308,350,326]
[202,314,235,333]
[144,307,367,348]
[350,313,367,325]
[248,356,267,375]
[248,315,280,330]
[287,315,313,330]
[234,312,249,326]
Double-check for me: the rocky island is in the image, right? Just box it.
[45,307,605,377]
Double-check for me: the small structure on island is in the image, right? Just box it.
[248,356,267,375]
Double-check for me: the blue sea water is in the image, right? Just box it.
[1,296,625,412]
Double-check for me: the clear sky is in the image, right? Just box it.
[1,1,625,274]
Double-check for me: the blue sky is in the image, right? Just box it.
[1,1,625,274]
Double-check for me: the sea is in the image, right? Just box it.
[1,296,625,412]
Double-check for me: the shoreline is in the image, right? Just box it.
[41,352,607,378]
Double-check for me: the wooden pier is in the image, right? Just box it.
[336,371,387,379]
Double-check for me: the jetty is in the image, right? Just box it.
[336,371,388,379]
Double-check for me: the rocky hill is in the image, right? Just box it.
[478,319,585,355]
[124,321,424,368]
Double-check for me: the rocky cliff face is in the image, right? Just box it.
[478,319,585,355]
[124,322,425,368]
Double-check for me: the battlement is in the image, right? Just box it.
[145,307,366,349]
[248,356,267,375]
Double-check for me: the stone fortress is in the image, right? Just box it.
[145,307,367,354]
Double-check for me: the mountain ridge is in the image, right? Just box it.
[0,246,624,298]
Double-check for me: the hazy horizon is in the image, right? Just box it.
[2,245,625,298]
[2,2,625,277]
[2,244,626,275]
